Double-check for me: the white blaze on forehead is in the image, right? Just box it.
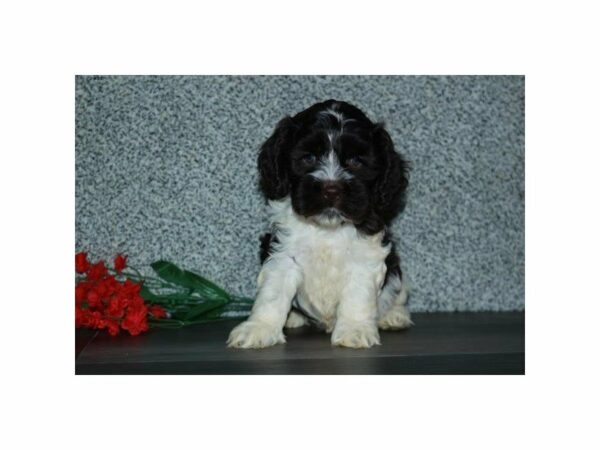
[311,150,352,181]
[311,107,358,181]
[319,108,356,135]
[320,109,358,152]
[327,130,339,147]
[325,108,345,125]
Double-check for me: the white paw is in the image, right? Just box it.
[227,320,286,349]
[284,310,309,329]
[378,305,414,330]
[331,321,381,349]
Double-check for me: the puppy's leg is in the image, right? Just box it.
[377,273,413,330]
[284,310,309,329]
[227,256,301,349]
[331,270,381,349]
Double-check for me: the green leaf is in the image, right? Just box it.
[147,318,186,329]
[139,285,195,306]
[183,299,229,321]
[138,261,255,326]
[151,261,231,301]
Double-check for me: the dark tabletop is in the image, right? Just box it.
[75,312,525,375]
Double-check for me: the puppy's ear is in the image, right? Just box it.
[372,124,410,222]
[258,116,297,200]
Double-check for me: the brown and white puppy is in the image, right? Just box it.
[228,100,412,349]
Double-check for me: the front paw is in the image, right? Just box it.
[227,320,286,349]
[331,321,381,349]
[378,305,414,330]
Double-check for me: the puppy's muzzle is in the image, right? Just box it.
[322,181,342,205]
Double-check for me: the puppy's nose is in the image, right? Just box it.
[322,182,342,201]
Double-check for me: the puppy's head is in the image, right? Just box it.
[258,100,409,234]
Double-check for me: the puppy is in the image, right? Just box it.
[227,100,412,349]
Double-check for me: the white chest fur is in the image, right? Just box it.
[267,199,390,329]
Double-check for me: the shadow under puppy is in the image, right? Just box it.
[228,100,412,349]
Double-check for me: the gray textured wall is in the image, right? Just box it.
[75,75,524,312]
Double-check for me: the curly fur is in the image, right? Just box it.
[228,100,412,349]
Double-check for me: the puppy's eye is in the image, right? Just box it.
[346,156,363,169]
[302,154,317,165]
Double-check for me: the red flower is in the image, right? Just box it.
[93,311,105,326]
[87,261,108,281]
[97,275,119,298]
[106,319,120,336]
[149,305,168,319]
[75,252,90,273]
[121,302,149,336]
[114,254,128,273]
[86,288,102,309]
[83,311,103,328]
[75,283,88,303]
[75,252,170,337]
[107,297,128,318]
[121,279,141,297]
[75,305,85,327]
